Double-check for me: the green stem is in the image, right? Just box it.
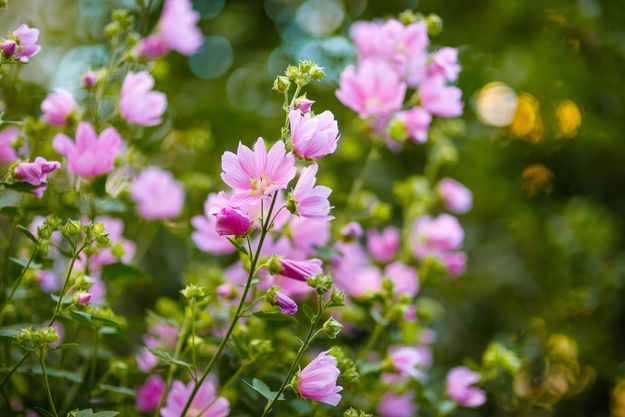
[39,353,58,417]
[338,144,379,227]
[0,241,38,317]
[190,301,197,374]
[0,350,30,389]
[178,193,279,417]
[49,250,80,326]
[357,321,384,362]
[261,296,324,417]
[0,217,18,306]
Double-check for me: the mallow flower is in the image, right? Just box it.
[130,167,184,220]
[438,178,473,214]
[41,89,76,126]
[53,122,123,177]
[192,192,236,255]
[120,71,167,126]
[384,261,419,297]
[420,75,463,118]
[10,24,41,62]
[221,137,296,205]
[389,346,429,380]
[367,227,400,263]
[0,127,21,163]
[289,109,339,160]
[267,289,298,314]
[446,366,486,407]
[411,214,464,259]
[135,375,164,413]
[393,107,432,143]
[377,391,418,417]
[336,60,406,120]
[427,47,461,82]
[210,205,251,236]
[14,157,61,198]
[278,258,323,282]
[136,0,203,58]
[160,379,229,417]
[289,164,332,221]
[294,350,342,406]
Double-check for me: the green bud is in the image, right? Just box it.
[180,284,206,301]
[63,219,82,236]
[285,65,299,81]
[74,274,95,290]
[40,326,59,344]
[388,117,408,143]
[426,13,443,36]
[309,65,325,81]
[322,317,343,339]
[298,60,313,73]
[306,274,333,295]
[398,10,424,25]
[111,242,125,258]
[16,327,35,345]
[104,21,122,38]
[266,256,283,276]
[344,408,372,417]
[265,286,279,305]
[483,342,521,375]
[285,196,297,215]
[371,202,392,222]
[110,360,128,377]
[329,288,345,307]
[272,75,291,93]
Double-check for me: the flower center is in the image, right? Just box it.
[251,175,272,195]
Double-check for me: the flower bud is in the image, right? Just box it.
[82,70,98,89]
[344,408,372,417]
[211,206,251,237]
[273,75,291,93]
[329,288,345,307]
[388,117,408,143]
[1,40,16,57]
[482,342,521,375]
[63,219,81,236]
[306,273,333,295]
[180,284,206,301]
[0,0,8,9]
[74,274,95,290]
[322,317,343,339]
[274,291,298,315]
[398,10,424,25]
[426,13,443,36]
[299,60,313,73]
[111,242,125,258]
[309,65,326,81]
[104,21,122,38]
[293,96,314,113]
[40,326,59,344]
[285,65,299,80]
[75,291,92,305]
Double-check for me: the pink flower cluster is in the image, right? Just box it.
[336,17,463,146]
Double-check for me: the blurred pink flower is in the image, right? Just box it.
[279,258,323,282]
[130,167,184,219]
[384,261,419,297]
[81,70,97,88]
[367,227,400,263]
[438,178,473,214]
[389,346,428,380]
[0,127,21,163]
[289,109,339,160]
[446,366,486,407]
[36,271,61,293]
[427,47,461,82]
[221,138,296,205]
[336,60,406,120]
[377,392,418,417]
[289,217,330,255]
[135,375,165,413]
[192,192,236,255]
[411,214,464,259]
[14,157,60,198]
[291,164,332,221]
[120,71,167,126]
[210,205,251,236]
[394,107,431,143]
[296,350,342,406]
[136,347,158,372]
[443,252,467,277]
[53,122,123,177]
[340,222,363,239]
[12,24,41,62]
[136,0,203,58]
[420,75,463,118]
[160,379,229,417]
[41,89,76,126]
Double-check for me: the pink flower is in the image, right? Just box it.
[290,217,330,255]
[53,122,123,177]
[394,107,432,143]
[14,157,60,198]
[85,216,135,270]
[341,266,382,298]
[81,70,97,88]
[210,205,251,236]
[377,392,418,417]
[420,75,463,118]
[192,192,236,255]
[438,178,473,214]
[221,138,296,205]
[384,262,419,297]
[136,0,203,58]
[296,350,342,406]
[41,89,76,126]
[12,24,41,62]
[340,222,363,239]
[336,60,406,120]
[275,291,298,314]
[443,252,467,277]
[146,323,179,350]
[120,71,167,126]
[1,40,16,57]
[293,96,314,113]
[0,128,21,163]
[289,110,339,160]
[291,164,332,221]
[75,292,92,305]
[136,347,158,372]
[411,214,464,259]
[279,258,323,281]
[36,271,61,293]
[130,167,184,219]
[160,379,229,417]
[389,346,428,380]
[367,227,399,263]
[427,47,461,82]
[446,366,486,407]
[136,375,165,413]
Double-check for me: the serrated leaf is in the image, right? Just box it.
[252,311,296,322]
[17,224,37,242]
[99,384,135,396]
[243,378,285,401]
[146,348,191,369]
[302,304,314,323]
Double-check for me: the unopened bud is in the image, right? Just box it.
[63,219,81,236]
[309,65,325,81]
[322,317,343,339]
[272,75,290,93]
[1,40,16,57]
[426,14,443,36]
[180,284,206,301]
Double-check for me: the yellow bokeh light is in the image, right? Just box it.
[475,82,518,127]
[510,93,543,143]
[555,100,582,139]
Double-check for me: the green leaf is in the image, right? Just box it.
[10,257,40,269]
[1,181,40,192]
[252,311,296,322]
[29,366,82,383]
[359,361,384,375]
[51,294,73,304]
[94,198,126,213]
[93,412,120,417]
[0,206,19,216]
[302,304,314,323]
[49,343,79,352]
[146,348,191,369]
[99,384,135,396]
[101,263,146,282]
[227,237,248,255]
[243,378,285,401]
[17,224,37,242]
[69,310,93,326]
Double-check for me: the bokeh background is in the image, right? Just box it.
[2,0,625,415]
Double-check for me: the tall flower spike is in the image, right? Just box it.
[221,137,296,205]
[289,164,333,221]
